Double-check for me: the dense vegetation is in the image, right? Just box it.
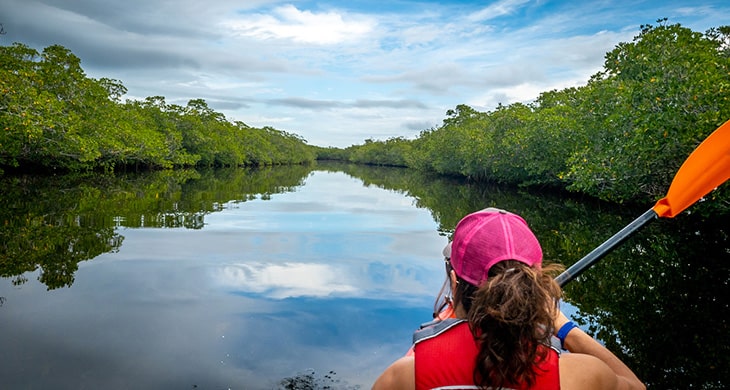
[0,43,316,172]
[3,20,729,211]
[340,21,730,210]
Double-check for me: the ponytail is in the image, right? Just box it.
[457,260,563,389]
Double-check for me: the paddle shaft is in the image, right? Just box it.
[555,208,657,287]
[555,119,730,286]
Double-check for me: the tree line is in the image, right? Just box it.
[0,43,316,173]
[3,20,729,212]
[334,21,730,212]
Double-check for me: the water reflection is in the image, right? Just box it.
[217,262,359,298]
[0,167,312,289]
[0,167,447,389]
[0,164,727,389]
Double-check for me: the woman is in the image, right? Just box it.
[373,208,645,390]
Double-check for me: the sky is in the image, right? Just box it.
[2,0,729,147]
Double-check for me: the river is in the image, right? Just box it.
[0,163,727,389]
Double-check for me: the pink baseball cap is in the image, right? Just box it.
[443,208,543,286]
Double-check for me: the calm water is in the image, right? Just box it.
[1,164,728,389]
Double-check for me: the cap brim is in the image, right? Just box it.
[443,242,452,259]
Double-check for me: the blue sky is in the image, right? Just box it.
[2,0,729,147]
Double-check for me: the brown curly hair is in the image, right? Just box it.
[452,260,564,389]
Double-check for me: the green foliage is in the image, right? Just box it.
[336,21,730,214]
[346,137,412,167]
[405,104,493,176]
[519,88,587,187]
[567,20,730,202]
[0,43,315,172]
[470,103,533,183]
[312,145,350,161]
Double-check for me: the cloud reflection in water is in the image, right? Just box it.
[217,262,359,299]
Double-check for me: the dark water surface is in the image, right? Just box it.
[1,164,727,389]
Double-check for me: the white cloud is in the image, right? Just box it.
[468,0,532,22]
[222,4,376,44]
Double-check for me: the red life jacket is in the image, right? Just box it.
[413,319,561,390]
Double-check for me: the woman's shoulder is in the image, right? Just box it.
[371,356,414,390]
[559,353,620,390]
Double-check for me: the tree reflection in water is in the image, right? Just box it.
[0,166,314,290]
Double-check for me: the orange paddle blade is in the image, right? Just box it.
[653,120,730,218]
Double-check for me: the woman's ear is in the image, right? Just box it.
[449,269,458,292]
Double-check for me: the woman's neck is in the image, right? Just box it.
[453,302,468,319]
